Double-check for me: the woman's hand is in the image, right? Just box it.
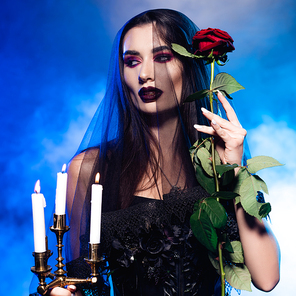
[194,90,246,166]
[50,285,76,296]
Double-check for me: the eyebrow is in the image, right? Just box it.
[123,45,171,58]
[152,45,171,54]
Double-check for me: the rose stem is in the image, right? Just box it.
[209,57,225,296]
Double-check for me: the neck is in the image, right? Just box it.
[136,106,198,195]
[143,106,181,143]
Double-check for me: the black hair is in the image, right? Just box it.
[112,9,211,208]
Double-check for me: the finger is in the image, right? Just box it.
[50,287,72,296]
[216,90,241,127]
[194,120,246,142]
[211,119,231,143]
[67,285,76,296]
[67,285,76,293]
[194,124,215,136]
[201,107,240,132]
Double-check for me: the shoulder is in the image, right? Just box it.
[66,148,100,213]
[68,148,100,175]
[67,148,100,192]
[68,139,119,172]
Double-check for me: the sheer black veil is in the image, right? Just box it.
[65,8,249,263]
[28,9,251,295]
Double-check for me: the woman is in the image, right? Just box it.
[51,9,279,296]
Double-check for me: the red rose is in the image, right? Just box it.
[192,28,235,59]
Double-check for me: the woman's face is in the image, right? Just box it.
[122,23,183,114]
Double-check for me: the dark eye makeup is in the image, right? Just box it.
[123,51,174,68]
[154,53,174,63]
[123,56,141,68]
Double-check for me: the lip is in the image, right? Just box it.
[138,87,163,102]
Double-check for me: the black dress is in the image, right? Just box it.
[67,186,239,296]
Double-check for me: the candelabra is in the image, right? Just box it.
[31,214,103,295]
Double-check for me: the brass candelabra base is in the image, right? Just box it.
[31,214,103,295]
[31,250,53,295]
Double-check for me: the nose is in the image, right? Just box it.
[138,60,154,84]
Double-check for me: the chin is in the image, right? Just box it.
[137,102,157,114]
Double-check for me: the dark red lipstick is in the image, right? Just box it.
[138,87,163,102]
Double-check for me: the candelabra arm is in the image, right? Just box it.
[37,277,97,295]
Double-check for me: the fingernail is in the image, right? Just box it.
[217,90,222,95]
[201,107,209,113]
[212,119,217,125]
[194,124,203,129]
[68,285,76,290]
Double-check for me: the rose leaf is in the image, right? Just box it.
[203,137,212,150]
[247,155,284,174]
[229,241,244,264]
[212,72,245,95]
[259,202,272,218]
[171,43,203,59]
[239,175,267,219]
[196,146,214,176]
[221,168,235,186]
[211,191,239,200]
[224,264,252,292]
[194,161,216,194]
[214,148,222,166]
[208,252,220,272]
[222,233,234,253]
[184,89,209,102]
[216,163,239,175]
[232,167,249,203]
[190,207,218,253]
[200,197,227,229]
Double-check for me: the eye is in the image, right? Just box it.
[124,56,141,68]
[154,53,174,63]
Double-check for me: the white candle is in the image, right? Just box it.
[90,173,103,244]
[31,180,46,253]
[55,164,68,215]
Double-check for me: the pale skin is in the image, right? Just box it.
[50,24,279,295]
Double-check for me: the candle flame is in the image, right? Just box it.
[95,173,100,184]
[62,163,67,173]
[34,180,41,193]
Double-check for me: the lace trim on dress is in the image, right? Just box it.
[100,186,208,254]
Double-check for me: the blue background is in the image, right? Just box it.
[1,0,295,295]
